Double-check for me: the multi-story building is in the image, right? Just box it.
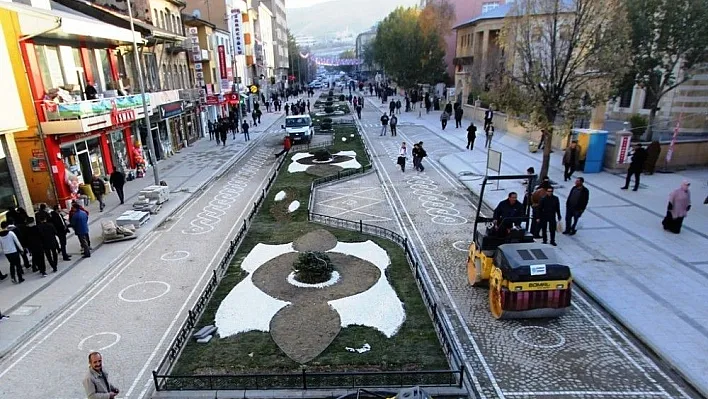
[355,28,378,78]
[424,0,506,82]
[261,0,289,89]
[0,0,152,207]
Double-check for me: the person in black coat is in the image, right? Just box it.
[622,143,648,191]
[36,213,59,272]
[49,204,71,260]
[466,123,477,150]
[493,192,525,235]
[90,175,106,212]
[110,169,126,205]
[25,217,47,275]
[564,177,590,235]
[538,186,562,246]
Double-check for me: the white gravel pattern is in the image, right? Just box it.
[287,271,341,288]
[274,191,286,201]
[287,151,362,173]
[288,201,300,213]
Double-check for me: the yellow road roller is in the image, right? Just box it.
[467,174,573,319]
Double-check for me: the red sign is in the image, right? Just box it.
[616,135,631,164]
[110,108,136,125]
[218,45,227,79]
[205,95,220,105]
[226,93,239,105]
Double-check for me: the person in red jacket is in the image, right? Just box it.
[274,136,292,159]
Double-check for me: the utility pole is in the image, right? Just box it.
[126,0,160,185]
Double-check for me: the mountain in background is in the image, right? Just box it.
[286,0,419,41]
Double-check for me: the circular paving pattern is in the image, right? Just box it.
[77,332,121,352]
[452,241,471,252]
[512,326,566,349]
[297,155,353,165]
[293,229,338,252]
[287,270,341,288]
[118,281,171,303]
[160,250,191,261]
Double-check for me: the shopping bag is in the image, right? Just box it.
[556,221,564,232]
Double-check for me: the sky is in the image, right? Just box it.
[286,0,336,8]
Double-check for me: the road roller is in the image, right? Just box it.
[467,174,573,319]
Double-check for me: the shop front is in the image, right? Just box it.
[158,101,186,155]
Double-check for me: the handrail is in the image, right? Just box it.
[41,94,149,121]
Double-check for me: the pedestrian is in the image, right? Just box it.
[83,352,120,399]
[26,217,47,276]
[307,100,311,112]
[454,105,464,128]
[251,109,258,126]
[563,177,589,235]
[416,141,427,172]
[256,108,262,124]
[242,120,250,141]
[380,113,389,136]
[49,204,71,260]
[274,136,292,159]
[0,221,22,283]
[90,175,106,212]
[662,180,691,234]
[284,103,290,116]
[484,107,494,131]
[397,141,407,172]
[440,110,450,130]
[109,169,126,205]
[356,104,362,120]
[36,213,59,273]
[396,99,402,115]
[484,124,494,148]
[208,120,215,141]
[425,96,432,114]
[466,122,477,150]
[219,121,227,146]
[70,201,91,258]
[538,186,561,246]
[405,96,411,112]
[562,140,581,182]
[412,143,420,172]
[7,213,31,269]
[621,143,648,191]
[215,121,221,145]
[389,99,396,116]
[390,115,398,136]
[527,180,550,238]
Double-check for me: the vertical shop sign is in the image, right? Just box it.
[230,9,245,56]
[218,45,227,79]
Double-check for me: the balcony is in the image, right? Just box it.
[40,94,150,135]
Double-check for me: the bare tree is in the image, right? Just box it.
[496,0,629,179]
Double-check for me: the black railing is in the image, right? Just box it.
[153,368,464,391]
[153,155,287,383]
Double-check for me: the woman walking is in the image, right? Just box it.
[662,181,691,234]
[397,142,407,173]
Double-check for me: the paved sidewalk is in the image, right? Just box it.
[0,110,285,358]
[369,97,708,397]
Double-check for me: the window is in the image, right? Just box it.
[172,64,178,88]
[160,11,165,29]
[35,45,65,89]
[482,1,499,14]
[176,16,181,35]
[619,88,633,108]
[171,14,176,33]
[100,50,113,90]
[143,53,160,91]
[153,8,158,25]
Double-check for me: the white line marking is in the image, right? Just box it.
[118,281,171,303]
[77,332,122,352]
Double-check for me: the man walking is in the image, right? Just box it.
[356,104,362,119]
[37,213,59,273]
[415,141,427,172]
[389,99,396,116]
[562,141,580,182]
[454,105,464,128]
[440,110,450,130]
[390,115,398,136]
[219,121,228,146]
[527,180,549,238]
[380,113,389,136]
[70,201,91,258]
[484,107,494,131]
[49,204,71,260]
[0,221,23,283]
[621,143,647,191]
[484,124,494,148]
[241,120,250,141]
[109,169,126,205]
[564,177,590,235]
[90,175,106,212]
[538,186,561,246]
[26,217,47,276]
[466,122,477,150]
[83,352,120,399]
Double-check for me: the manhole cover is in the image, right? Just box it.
[10,305,40,316]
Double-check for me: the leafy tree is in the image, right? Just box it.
[494,0,629,179]
[371,6,447,88]
[339,49,356,59]
[625,0,708,140]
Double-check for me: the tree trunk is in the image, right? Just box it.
[539,109,558,180]
[645,107,658,141]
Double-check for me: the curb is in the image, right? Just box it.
[0,115,284,361]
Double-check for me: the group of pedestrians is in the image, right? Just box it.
[0,205,74,283]
[395,141,427,173]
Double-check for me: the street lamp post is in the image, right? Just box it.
[126,0,160,185]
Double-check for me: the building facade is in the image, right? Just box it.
[261,0,288,88]
[355,28,378,78]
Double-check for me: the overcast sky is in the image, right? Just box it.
[286,0,335,8]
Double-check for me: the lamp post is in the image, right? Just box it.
[126,0,160,185]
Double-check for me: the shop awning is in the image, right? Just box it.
[0,1,142,46]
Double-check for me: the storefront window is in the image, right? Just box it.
[109,130,128,171]
[61,137,106,187]
[87,49,104,92]
[100,50,114,90]
[35,45,66,90]
[87,137,105,177]
[0,144,19,213]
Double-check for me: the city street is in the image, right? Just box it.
[0,113,285,398]
[309,97,701,398]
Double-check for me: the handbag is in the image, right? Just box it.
[556,221,564,232]
[397,156,405,166]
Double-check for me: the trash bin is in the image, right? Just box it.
[572,129,609,173]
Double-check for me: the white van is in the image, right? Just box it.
[282,115,314,143]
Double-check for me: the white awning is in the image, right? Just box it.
[0,1,141,45]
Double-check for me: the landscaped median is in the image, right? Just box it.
[157,124,457,392]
